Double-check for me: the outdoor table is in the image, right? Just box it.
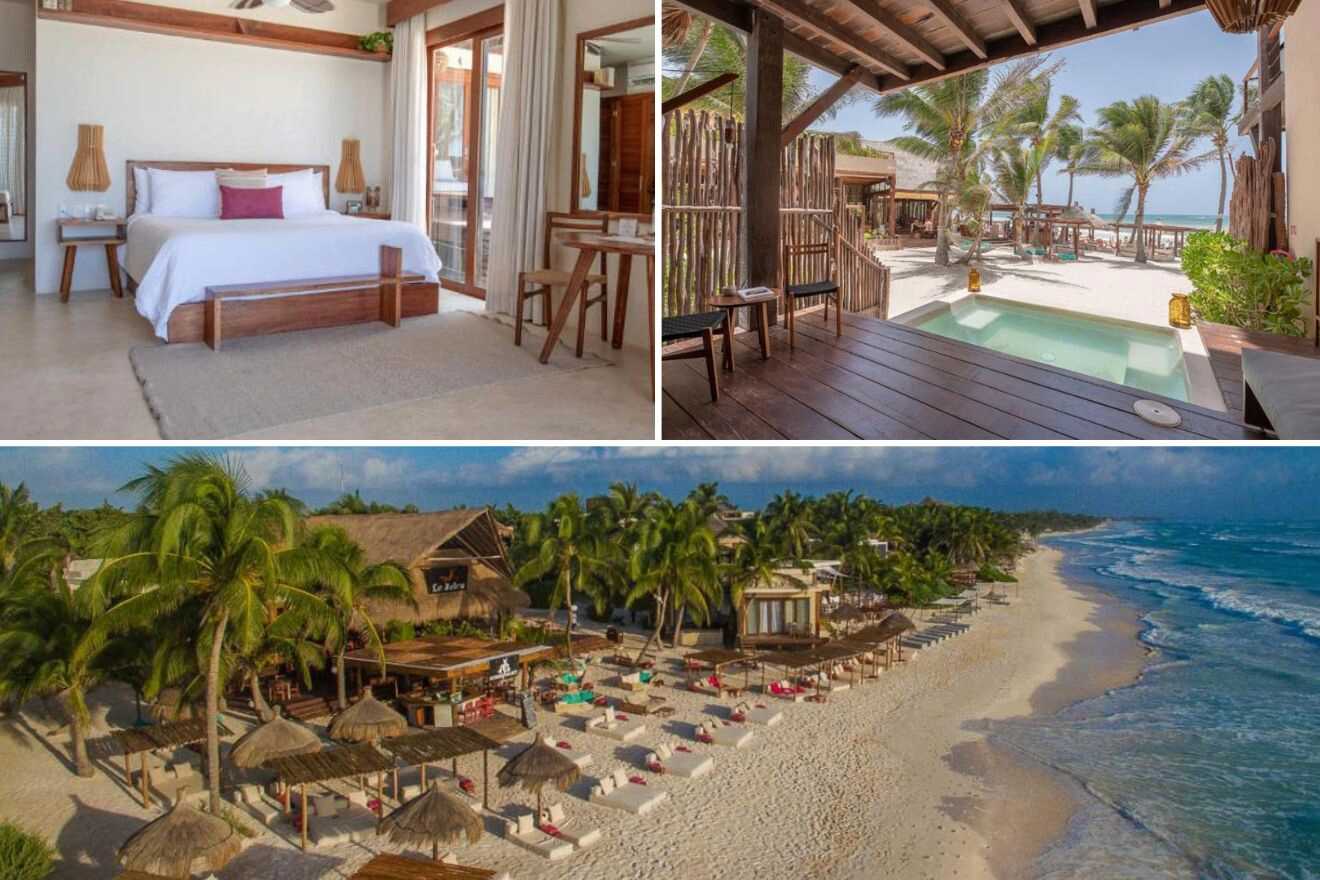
[707,291,773,371]
[537,232,656,397]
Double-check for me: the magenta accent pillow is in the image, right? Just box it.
[219,185,284,220]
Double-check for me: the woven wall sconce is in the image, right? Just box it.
[336,138,366,194]
[66,124,110,192]
[1205,0,1301,32]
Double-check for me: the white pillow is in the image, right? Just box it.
[268,169,326,217]
[133,167,150,214]
[147,168,222,218]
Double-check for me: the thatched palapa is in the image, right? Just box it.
[380,783,483,860]
[117,803,242,879]
[497,733,581,815]
[230,712,323,768]
[350,853,498,879]
[329,693,408,743]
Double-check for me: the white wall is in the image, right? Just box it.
[33,2,388,294]
[0,0,34,261]
[1285,5,1319,339]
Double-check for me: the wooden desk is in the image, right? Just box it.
[538,232,656,397]
[58,217,127,303]
[707,292,773,372]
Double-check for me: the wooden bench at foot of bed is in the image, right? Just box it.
[165,245,440,349]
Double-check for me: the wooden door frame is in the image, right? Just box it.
[426,7,503,299]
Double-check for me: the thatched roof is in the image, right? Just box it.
[307,509,510,575]
[851,612,916,644]
[329,694,408,743]
[266,742,395,786]
[383,728,501,767]
[757,650,826,670]
[111,718,207,756]
[230,713,322,769]
[497,733,581,794]
[466,711,527,744]
[869,139,940,191]
[825,604,868,622]
[345,636,553,680]
[350,854,498,880]
[117,803,242,879]
[684,648,759,668]
[380,783,483,850]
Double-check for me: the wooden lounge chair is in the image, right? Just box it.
[588,769,668,815]
[230,784,281,827]
[500,811,575,860]
[645,743,714,779]
[515,212,609,351]
[662,312,726,402]
[540,802,603,849]
[1242,348,1320,439]
[584,706,646,742]
[782,240,842,350]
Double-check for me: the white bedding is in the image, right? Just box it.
[126,211,443,340]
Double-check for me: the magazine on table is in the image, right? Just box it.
[723,286,775,303]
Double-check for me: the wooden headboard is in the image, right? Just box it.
[125,160,332,218]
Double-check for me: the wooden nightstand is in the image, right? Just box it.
[343,210,391,220]
[57,217,127,303]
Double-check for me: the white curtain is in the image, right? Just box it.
[0,87,24,215]
[485,0,560,318]
[388,13,429,231]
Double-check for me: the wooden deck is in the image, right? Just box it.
[663,310,1261,440]
[1198,320,1320,420]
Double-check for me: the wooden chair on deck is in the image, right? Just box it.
[782,240,841,350]
[661,312,727,402]
[515,212,610,353]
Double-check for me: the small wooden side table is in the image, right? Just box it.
[344,210,392,220]
[707,292,773,372]
[58,217,127,303]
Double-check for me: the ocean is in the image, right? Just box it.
[991,521,1320,880]
[1093,213,1221,230]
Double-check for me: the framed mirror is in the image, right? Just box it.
[0,71,26,242]
[571,17,654,217]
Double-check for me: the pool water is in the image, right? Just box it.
[910,296,1190,401]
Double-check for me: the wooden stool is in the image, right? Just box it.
[57,217,127,303]
[662,311,727,403]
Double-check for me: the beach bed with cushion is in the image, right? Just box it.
[540,802,603,849]
[307,790,378,846]
[552,740,594,769]
[645,743,715,779]
[231,782,283,827]
[767,680,808,702]
[616,670,658,692]
[1242,348,1320,439]
[588,769,668,815]
[731,701,784,727]
[584,707,646,742]
[696,719,754,749]
[500,811,575,860]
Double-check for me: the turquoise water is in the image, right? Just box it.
[994,522,1320,880]
[1095,213,1220,229]
[911,297,1190,401]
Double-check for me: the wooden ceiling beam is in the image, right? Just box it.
[838,0,946,70]
[875,0,1204,93]
[782,65,866,146]
[662,72,741,115]
[1078,0,1099,27]
[999,0,1038,45]
[915,0,988,58]
[755,0,911,80]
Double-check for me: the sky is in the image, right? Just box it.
[2,446,1318,521]
[814,10,1257,216]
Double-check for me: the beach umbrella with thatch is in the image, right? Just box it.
[380,782,483,861]
[230,711,322,769]
[328,693,407,743]
[1059,206,1112,228]
[117,802,242,879]
[497,733,581,817]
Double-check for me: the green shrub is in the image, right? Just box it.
[0,822,55,880]
[383,620,415,643]
[1181,231,1312,336]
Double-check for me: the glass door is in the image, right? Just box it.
[429,25,502,297]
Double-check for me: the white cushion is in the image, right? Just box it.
[269,169,325,217]
[547,803,566,824]
[147,168,223,218]
[515,813,534,835]
[313,794,339,818]
[597,777,615,795]
[610,768,629,789]
[133,167,150,214]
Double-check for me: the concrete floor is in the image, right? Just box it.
[0,259,655,440]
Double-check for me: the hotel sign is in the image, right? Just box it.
[425,564,468,595]
[488,653,519,681]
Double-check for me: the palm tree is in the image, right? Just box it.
[513,495,618,666]
[662,17,816,118]
[0,541,104,777]
[1009,78,1081,206]
[85,455,327,814]
[763,491,815,560]
[1180,75,1240,232]
[1082,96,1211,263]
[1054,123,1089,208]
[302,525,413,711]
[627,500,718,659]
[992,141,1051,255]
[0,481,38,575]
[875,59,1047,265]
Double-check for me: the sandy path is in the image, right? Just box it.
[0,546,1142,880]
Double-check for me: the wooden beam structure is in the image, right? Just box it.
[1078,0,1099,28]
[839,0,946,70]
[662,72,740,115]
[782,65,866,146]
[743,7,784,288]
[999,0,1039,45]
[915,0,988,58]
[757,0,911,79]
[37,0,388,61]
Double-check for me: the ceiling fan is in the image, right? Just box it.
[232,0,335,14]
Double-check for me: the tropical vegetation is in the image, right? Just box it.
[0,822,54,880]
[1182,231,1312,335]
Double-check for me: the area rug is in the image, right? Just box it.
[128,311,607,439]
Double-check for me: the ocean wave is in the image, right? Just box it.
[1199,586,1320,640]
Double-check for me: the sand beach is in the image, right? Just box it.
[0,545,1148,880]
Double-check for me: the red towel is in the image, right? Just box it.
[541,823,560,837]
[556,740,572,750]
[616,713,629,721]
[730,712,746,723]
[459,778,476,794]
[629,775,647,785]
[675,745,692,753]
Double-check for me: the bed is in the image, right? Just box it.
[123,160,442,343]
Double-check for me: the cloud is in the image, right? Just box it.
[233,449,410,493]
